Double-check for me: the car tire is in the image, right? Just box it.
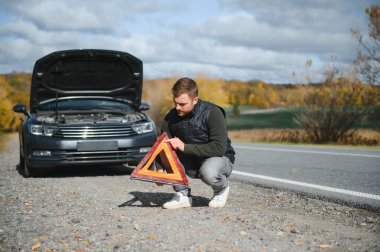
[20,153,33,178]
[19,153,25,170]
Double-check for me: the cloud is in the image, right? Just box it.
[220,0,369,31]
[0,0,377,82]
[1,0,179,32]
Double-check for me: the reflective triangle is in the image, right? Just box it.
[130,132,189,186]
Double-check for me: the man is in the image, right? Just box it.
[160,77,235,209]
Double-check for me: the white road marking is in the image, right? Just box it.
[232,170,380,200]
[234,145,380,158]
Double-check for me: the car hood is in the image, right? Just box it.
[30,49,143,113]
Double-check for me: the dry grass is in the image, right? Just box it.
[228,129,380,146]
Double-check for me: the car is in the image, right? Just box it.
[13,49,157,177]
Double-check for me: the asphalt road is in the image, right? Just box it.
[231,143,380,210]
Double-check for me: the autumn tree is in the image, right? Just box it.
[294,67,377,143]
[0,76,15,131]
[227,80,250,115]
[295,8,380,145]
[352,5,380,85]
[0,74,31,132]
[351,5,380,130]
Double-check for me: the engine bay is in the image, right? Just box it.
[36,112,146,125]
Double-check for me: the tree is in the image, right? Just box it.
[0,74,31,132]
[352,5,380,85]
[227,80,250,115]
[295,6,380,144]
[294,67,377,143]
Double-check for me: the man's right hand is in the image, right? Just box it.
[165,137,185,152]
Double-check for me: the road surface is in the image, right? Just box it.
[231,143,380,209]
[1,134,380,251]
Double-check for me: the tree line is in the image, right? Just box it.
[1,73,379,142]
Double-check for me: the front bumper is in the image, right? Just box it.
[23,132,156,168]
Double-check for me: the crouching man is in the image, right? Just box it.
[160,77,235,209]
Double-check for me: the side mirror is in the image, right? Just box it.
[139,102,150,111]
[13,104,31,118]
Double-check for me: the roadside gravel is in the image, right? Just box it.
[0,133,379,251]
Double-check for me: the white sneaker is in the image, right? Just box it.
[209,185,230,208]
[163,192,192,209]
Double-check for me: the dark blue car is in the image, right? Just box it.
[13,49,157,177]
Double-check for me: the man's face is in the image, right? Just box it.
[173,93,198,117]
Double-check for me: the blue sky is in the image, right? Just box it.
[0,0,377,83]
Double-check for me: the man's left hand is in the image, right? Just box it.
[165,137,185,152]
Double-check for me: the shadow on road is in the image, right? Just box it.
[118,191,210,208]
[16,163,134,178]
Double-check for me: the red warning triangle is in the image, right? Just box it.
[130,132,189,186]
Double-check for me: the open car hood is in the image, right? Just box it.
[30,49,143,113]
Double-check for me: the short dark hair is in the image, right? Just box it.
[171,77,198,98]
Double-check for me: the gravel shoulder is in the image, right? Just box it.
[0,133,379,251]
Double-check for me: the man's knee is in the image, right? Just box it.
[199,157,227,184]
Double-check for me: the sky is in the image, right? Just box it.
[0,0,377,83]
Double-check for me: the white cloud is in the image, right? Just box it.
[3,0,178,32]
[0,0,376,82]
[193,10,356,55]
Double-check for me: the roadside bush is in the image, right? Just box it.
[228,129,380,145]
[294,69,378,143]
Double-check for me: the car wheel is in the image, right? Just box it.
[19,153,25,170]
[22,155,33,178]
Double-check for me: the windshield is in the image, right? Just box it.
[37,98,134,111]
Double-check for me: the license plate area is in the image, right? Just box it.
[77,141,118,151]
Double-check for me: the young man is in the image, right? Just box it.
[160,77,235,209]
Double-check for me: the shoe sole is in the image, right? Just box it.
[208,203,226,208]
[163,203,192,209]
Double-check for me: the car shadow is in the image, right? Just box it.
[118,191,210,208]
[16,163,135,178]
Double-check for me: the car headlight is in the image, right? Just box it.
[132,122,154,134]
[29,125,57,136]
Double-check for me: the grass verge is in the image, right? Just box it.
[227,109,299,130]
[228,129,380,146]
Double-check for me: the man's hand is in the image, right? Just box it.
[165,137,185,152]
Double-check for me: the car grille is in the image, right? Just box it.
[52,148,140,161]
[55,125,137,138]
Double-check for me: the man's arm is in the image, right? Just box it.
[183,107,227,157]
[161,120,172,138]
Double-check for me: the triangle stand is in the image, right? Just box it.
[130,132,189,186]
